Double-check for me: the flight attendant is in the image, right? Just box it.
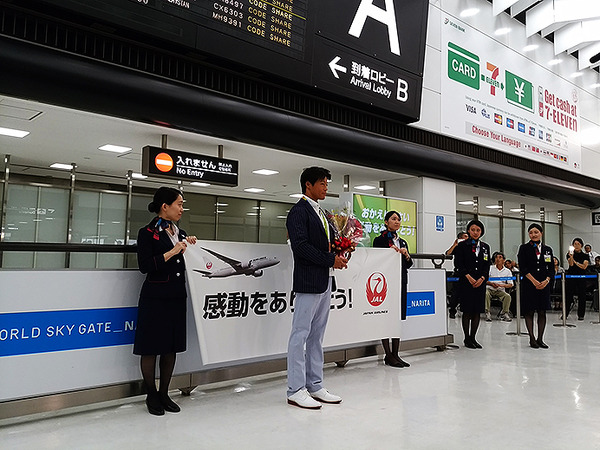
[134,187,197,415]
[373,210,413,368]
[517,223,554,348]
[453,219,491,349]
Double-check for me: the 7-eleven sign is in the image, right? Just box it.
[505,70,533,113]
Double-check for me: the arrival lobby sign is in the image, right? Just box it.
[441,16,582,173]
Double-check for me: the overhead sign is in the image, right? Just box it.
[441,16,582,173]
[141,145,239,186]
[592,212,600,226]
[38,0,429,122]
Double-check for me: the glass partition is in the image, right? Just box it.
[259,201,289,244]
[2,184,69,268]
[216,197,259,242]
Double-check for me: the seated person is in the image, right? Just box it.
[485,252,514,322]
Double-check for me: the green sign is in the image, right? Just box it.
[448,42,480,90]
[505,70,534,112]
[353,194,417,252]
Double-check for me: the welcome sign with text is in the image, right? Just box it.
[185,242,402,365]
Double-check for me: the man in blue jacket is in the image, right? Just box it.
[286,166,348,409]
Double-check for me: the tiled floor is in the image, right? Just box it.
[3,311,600,449]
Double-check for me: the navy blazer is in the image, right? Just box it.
[286,198,335,294]
[137,218,188,300]
[518,241,554,282]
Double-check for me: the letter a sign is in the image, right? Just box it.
[312,0,429,122]
[349,0,401,56]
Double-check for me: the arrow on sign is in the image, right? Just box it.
[329,56,347,79]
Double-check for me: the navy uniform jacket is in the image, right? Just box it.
[518,241,554,282]
[137,218,187,300]
[286,198,335,294]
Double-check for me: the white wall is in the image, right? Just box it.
[386,177,456,269]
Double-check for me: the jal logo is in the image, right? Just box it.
[366,272,388,307]
[154,152,174,172]
[206,261,212,270]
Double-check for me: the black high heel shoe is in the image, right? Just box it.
[146,392,165,416]
[384,355,405,368]
[159,392,181,413]
[537,340,549,349]
[464,338,477,349]
[529,338,539,348]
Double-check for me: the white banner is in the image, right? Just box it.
[441,15,582,172]
[185,243,401,365]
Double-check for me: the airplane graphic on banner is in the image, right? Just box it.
[194,247,280,278]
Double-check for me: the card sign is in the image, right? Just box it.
[592,212,600,226]
[141,145,239,186]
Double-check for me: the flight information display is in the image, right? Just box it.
[137,0,308,59]
[37,0,429,121]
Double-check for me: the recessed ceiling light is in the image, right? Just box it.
[244,188,265,193]
[485,205,502,209]
[252,169,279,176]
[216,210,226,214]
[548,59,562,66]
[522,44,538,52]
[252,206,266,210]
[191,182,211,187]
[0,127,30,138]
[98,144,132,153]
[509,208,524,212]
[289,193,303,198]
[354,185,377,191]
[460,8,479,17]
[494,28,511,36]
[276,215,287,219]
[131,173,147,179]
[50,163,73,170]
[215,202,229,206]
[246,212,259,216]
[458,200,474,205]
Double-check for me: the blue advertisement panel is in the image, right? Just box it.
[406,291,435,316]
[0,307,137,357]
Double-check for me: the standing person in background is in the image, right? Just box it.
[584,244,599,265]
[566,238,589,320]
[484,252,513,322]
[285,166,348,410]
[134,187,197,416]
[373,210,413,368]
[446,231,469,319]
[454,220,491,349]
[517,223,553,348]
[552,256,565,311]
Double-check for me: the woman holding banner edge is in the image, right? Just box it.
[133,187,197,416]
[373,210,413,368]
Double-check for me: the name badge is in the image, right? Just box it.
[544,255,551,263]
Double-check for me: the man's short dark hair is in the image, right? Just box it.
[492,251,505,262]
[300,167,331,194]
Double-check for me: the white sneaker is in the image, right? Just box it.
[310,388,342,404]
[287,389,322,409]
[502,312,512,322]
[485,311,492,322]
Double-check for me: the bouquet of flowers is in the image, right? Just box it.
[324,206,364,260]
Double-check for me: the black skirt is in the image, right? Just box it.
[520,279,551,312]
[133,295,187,355]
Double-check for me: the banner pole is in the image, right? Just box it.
[506,274,525,337]
[554,272,575,328]
[591,273,600,325]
